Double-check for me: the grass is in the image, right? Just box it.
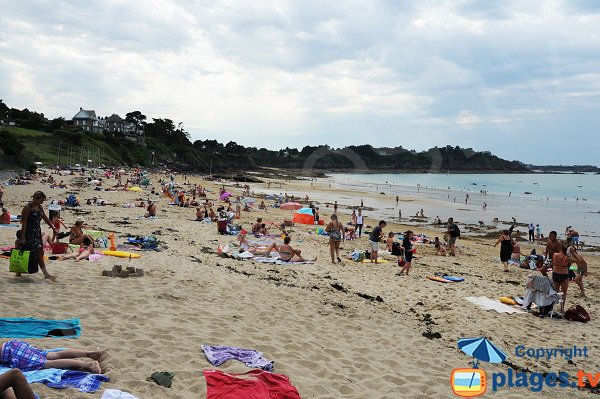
[1,126,141,168]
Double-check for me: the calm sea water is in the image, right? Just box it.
[328,173,600,247]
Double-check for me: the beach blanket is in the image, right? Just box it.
[252,256,315,265]
[0,366,108,393]
[465,297,526,314]
[0,318,81,338]
[0,224,18,228]
[201,344,274,371]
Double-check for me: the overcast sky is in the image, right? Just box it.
[1,1,599,165]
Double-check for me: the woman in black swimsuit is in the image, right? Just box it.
[494,229,512,272]
[19,191,56,280]
[552,245,576,313]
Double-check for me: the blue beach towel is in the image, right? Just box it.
[0,367,108,393]
[0,318,81,338]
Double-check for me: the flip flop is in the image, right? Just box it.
[148,371,174,388]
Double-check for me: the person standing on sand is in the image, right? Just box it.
[396,195,399,206]
[542,231,563,276]
[535,224,542,243]
[368,220,386,264]
[325,214,343,263]
[527,222,535,243]
[351,210,357,227]
[356,209,365,237]
[333,201,338,214]
[552,245,576,314]
[569,246,588,297]
[398,230,415,275]
[398,210,401,221]
[446,217,459,256]
[360,199,363,207]
[19,191,56,280]
[494,230,513,272]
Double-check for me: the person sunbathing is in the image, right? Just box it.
[0,340,102,374]
[278,236,314,262]
[208,208,217,222]
[60,237,94,262]
[68,217,93,245]
[251,218,263,234]
[144,200,157,217]
[236,230,278,256]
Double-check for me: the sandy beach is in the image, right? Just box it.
[1,171,599,398]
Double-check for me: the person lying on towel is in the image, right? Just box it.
[1,340,102,374]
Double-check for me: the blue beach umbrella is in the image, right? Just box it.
[458,337,507,389]
[458,337,507,366]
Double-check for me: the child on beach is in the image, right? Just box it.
[0,207,10,224]
[0,340,102,374]
[60,237,94,262]
[398,230,415,275]
[434,237,446,256]
[48,210,68,242]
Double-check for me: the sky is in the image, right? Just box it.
[1,0,599,165]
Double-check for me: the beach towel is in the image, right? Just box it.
[0,365,108,393]
[201,345,274,371]
[0,318,81,338]
[45,370,109,392]
[101,389,139,399]
[204,369,301,399]
[252,256,315,265]
[0,224,18,228]
[465,297,526,314]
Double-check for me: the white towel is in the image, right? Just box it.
[465,296,526,314]
[101,389,139,399]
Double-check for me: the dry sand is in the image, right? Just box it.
[0,172,599,398]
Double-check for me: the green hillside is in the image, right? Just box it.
[0,126,146,170]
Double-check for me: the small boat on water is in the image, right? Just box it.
[524,192,532,195]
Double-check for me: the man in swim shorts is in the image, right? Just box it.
[368,220,386,264]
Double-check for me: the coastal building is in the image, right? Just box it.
[72,107,101,133]
[72,108,145,145]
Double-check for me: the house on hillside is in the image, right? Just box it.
[72,108,100,133]
[71,107,146,145]
[105,114,125,133]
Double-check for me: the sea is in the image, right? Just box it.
[326,173,600,248]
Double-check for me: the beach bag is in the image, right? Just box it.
[51,242,70,254]
[9,249,39,274]
[564,305,590,323]
[450,224,461,237]
[364,250,370,260]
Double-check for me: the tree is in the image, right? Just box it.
[50,117,65,131]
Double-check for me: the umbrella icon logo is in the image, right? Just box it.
[451,338,507,397]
